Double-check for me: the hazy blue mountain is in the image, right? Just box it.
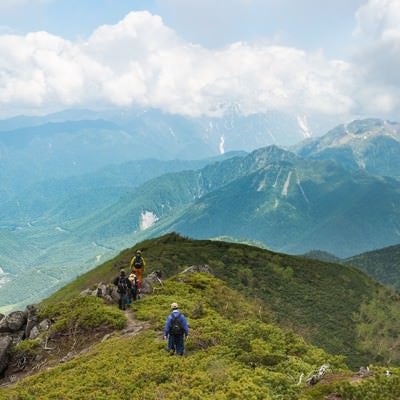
[67,145,400,258]
[301,250,342,263]
[294,118,400,180]
[0,152,245,228]
[0,152,245,310]
[156,156,400,257]
[0,107,313,203]
[2,143,400,310]
[345,243,400,290]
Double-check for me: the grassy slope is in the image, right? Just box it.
[345,244,400,290]
[45,233,391,367]
[3,272,400,400]
[2,273,348,400]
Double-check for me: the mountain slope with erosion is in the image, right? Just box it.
[294,118,400,180]
[140,148,400,257]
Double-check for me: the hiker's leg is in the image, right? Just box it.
[118,296,123,310]
[135,268,142,289]
[167,335,175,353]
[175,335,184,355]
[122,294,128,310]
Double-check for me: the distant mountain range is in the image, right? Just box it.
[0,107,315,203]
[294,118,400,180]
[1,115,400,310]
[345,243,400,290]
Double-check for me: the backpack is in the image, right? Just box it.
[117,277,128,294]
[169,313,184,336]
[133,255,143,268]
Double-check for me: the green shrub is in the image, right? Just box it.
[39,296,126,333]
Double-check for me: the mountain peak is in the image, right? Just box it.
[295,118,400,180]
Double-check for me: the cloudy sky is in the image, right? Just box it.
[0,0,399,121]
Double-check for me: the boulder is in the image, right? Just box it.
[25,304,39,338]
[38,319,51,332]
[0,316,8,332]
[6,311,27,332]
[29,326,40,340]
[0,335,12,375]
[141,271,163,294]
[3,331,25,346]
[103,295,114,305]
[109,287,120,303]
[96,283,107,298]
[181,264,213,275]
[80,288,93,297]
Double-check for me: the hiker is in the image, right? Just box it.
[127,272,138,303]
[113,269,132,310]
[130,250,146,290]
[163,302,189,356]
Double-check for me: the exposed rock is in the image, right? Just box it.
[181,265,213,275]
[80,288,93,297]
[0,317,8,332]
[6,311,27,332]
[0,313,4,321]
[8,331,25,346]
[38,319,51,332]
[29,326,40,340]
[141,271,163,294]
[96,283,107,298]
[0,336,12,375]
[109,286,120,302]
[103,295,114,305]
[25,305,39,339]
[60,352,75,363]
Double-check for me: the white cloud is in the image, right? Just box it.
[0,7,397,119]
[352,0,400,115]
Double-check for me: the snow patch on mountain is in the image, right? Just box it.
[257,178,267,192]
[295,170,310,203]
[281,171,293,196]
[219,136,225,154]
[273,168,282,188]
[140,211,158,230]
[296,115,312,139]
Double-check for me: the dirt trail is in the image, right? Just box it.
[121,309,150,336]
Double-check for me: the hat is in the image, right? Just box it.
[120,269,126,275]
[136,250,141,254]
[171,302,179,309]
[128,273,136,282]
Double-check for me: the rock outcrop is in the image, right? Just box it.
[181,265,213,275]
[141,271,163,294]
[0,336,12,375]
[0,305,51,378]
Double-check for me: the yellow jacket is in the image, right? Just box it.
[130,254,146,270]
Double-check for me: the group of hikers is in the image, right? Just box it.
[113,249,145,310]
[113,249,189,356]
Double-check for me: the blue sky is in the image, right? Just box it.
[1,0,365,56]
[0,0,399,120]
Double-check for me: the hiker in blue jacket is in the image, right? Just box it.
[163,302,189,356]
